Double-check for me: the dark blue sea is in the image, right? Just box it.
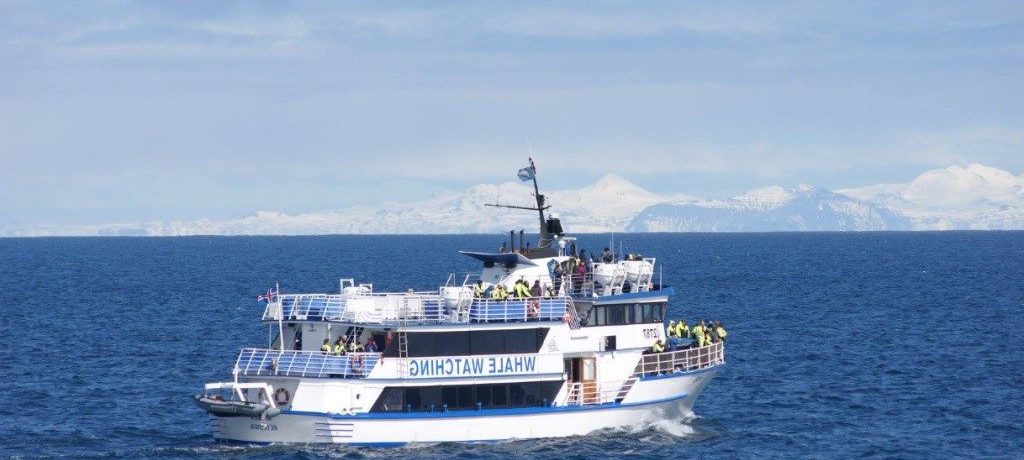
[2,233,1023,459]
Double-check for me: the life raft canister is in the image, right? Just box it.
[274,387,290,406]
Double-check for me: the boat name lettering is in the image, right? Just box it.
[407,356,536,377]
[642,327,660,339]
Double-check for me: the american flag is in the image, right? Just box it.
[257,288,275,302]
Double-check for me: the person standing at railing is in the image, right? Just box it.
[530,280,542,297]
[333,338,347,356]
[713,321,727,342]
[473,280,486,298]
[650,339,665,353]
[553,263,565,294]
[667,320,678,338]
[320,339,332,355]
[691,321,706,347]
[543,285,554,298]
[514,279,531,298]
[490,284,508,300]
[675,318,690,339]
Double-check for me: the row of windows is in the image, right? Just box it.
[382,328,549,357]
[582,302,665,327]
[371,381,565,412]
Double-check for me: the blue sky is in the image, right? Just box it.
[2,1,1023,226]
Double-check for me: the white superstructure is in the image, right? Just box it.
[195,159,725,445]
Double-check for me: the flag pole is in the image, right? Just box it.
[276,281,284,353]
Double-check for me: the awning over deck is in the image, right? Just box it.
[459,251,539,268]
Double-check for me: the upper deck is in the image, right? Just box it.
[263,292,580,327]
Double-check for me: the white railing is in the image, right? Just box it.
[234,348,382,379]
[635,341,725,376]
[263,293,576,326]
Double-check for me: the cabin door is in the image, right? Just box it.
[566,357,598,404]
[580,358,597,403]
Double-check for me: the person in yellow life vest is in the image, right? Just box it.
[651,339,665,353]
[490,285,502,300]
[515,280,531,298]
[667,320,678,338]
[543,286,554,298]
[473,280,486,298]
[675,319,689,338]
[714,321,727,342]
[333,338,346,356]
[320,339,331,355]
[700,320,712,346]
[691,321,705,347]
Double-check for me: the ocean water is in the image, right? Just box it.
[1,233,1022,459]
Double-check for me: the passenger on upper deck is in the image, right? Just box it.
[543,285,554,298]
[473,280,486,298]
[365,338,378,353]
[553,263,565,293]
[514,280,531,298]
[667,320,678,338]
[530,280,542,297]
[650,339,665,353]
[333,338,347,356]
[490,284,509,301]
[320,339,331,355]
[602,247,614,263]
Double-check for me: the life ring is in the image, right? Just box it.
[274,387,290,406]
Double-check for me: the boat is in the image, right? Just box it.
[195,158,726,445]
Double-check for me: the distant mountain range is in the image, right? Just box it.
[4,163,1024,236]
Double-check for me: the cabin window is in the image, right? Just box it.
[585,302,666,327]
[371,381,563,413]
[383,328,550,357]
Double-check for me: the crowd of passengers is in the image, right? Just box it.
[650,318,728,353]
[319,336,379,356]
[472,247,650,300]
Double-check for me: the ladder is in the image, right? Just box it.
[396,328,409,378]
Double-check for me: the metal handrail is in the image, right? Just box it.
[262,293,575,326]
[234,348,382,379]
[635,341,725,376]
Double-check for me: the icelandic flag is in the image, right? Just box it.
[257,288,275,302]
[517,166,535,182]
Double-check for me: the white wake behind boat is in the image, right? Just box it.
[195,159,725,445]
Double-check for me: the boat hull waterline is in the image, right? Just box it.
[211,369,717,444]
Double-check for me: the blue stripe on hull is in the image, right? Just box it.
[282,392,690,420]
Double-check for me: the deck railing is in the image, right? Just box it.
[234,348,382,379]
[263,293,577,327]
[635,341,725,376]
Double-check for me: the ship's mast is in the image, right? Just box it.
[485,157,556,256]
[527,158,553,250]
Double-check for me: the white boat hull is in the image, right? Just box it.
[210,368,717,445]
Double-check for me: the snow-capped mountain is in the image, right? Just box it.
[839,164,1024,230]
[5,164,1024,236]
[5,174,685,236]
[626,185,910,232]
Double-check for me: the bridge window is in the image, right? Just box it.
[585,302,665,327]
